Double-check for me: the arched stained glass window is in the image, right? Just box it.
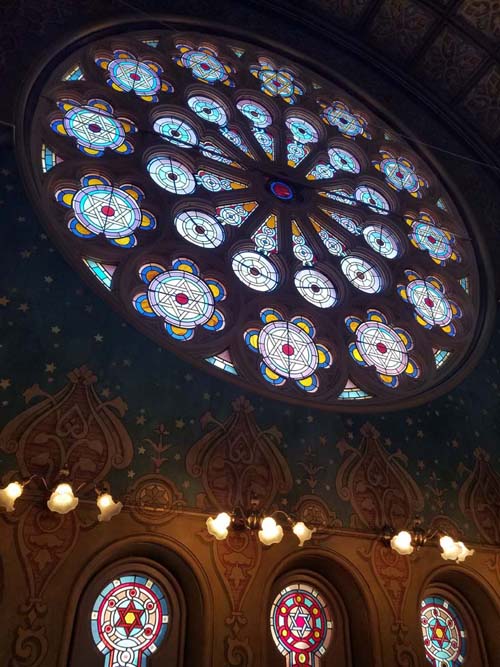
[91,574,169,667]
[270,583,333,666]
[22,24,488,411]
[420,595,467,667]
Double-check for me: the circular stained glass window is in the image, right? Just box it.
[420,596,467,667]
[21,24,487,411]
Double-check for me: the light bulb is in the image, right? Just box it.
[47,482,78,514]
[206,512,231,540]
[292,521,315,547]
[96,492,123,522]
[258,516,283,546]
[390,530,414,556]
[440,535,474,562]
[0,481,24,512]
[456,541,474,562]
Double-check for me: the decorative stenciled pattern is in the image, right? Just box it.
[270,583,333,667]
[347,309,420,388]
[245,310,332,392]
[250,57,305,104]
[33,28,480,410]
[55,174,156,248]
[398,271,462,336]
[405,210,461,265]
[173,42,235,86]
[420,596,467,667]
[50,98,136,157]
[95,50,174,102]
[319,99,371,140]
[133,258,226,341]
[91,574,169,667]
[373,150,428,198]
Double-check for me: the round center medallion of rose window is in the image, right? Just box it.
[21,23,486,411]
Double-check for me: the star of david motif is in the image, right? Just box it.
[429,618,450,649]
[261,322,317,379]
[76,188,138,235]
[69,109,121,146]
[407,282,449,326]
[149,272,214,326]
[288,606,312,638]
[116,601,144,635]
[357,323,407,372]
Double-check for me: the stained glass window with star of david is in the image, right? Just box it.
[23,24,487,412]
[91,574,169,667]
[270,583,333,666]
[420,595,467,667]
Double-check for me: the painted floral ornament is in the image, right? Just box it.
[244,309,332,392]
[50,98,136,157]
[249,57,305,104]
[372,150,428,198]
[346,309,420,388]
[397,270,462,336]
[95,49,174,102]
[173,42,236,86]
[55,174,156,248]
[405,210,461,265]
[133,258,226,341]
[318,100,371,141]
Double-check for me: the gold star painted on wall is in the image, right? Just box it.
[0,296,9,306]
[0,379,11,390]
[45,363,56,373]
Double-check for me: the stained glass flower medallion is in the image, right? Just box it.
[270,583,333,666]
[420,596,467,667]
[25,25,485,411]
[91,574,169,667]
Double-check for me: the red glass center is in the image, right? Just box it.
[200,62,210,71]
[269,180,294,200]
[428,235,437,244]
[101,205,115,217]
[396,171,404,178]
[130,73,141,81]
[376,342,387,354]
[175,293,189,305]
[88,123,101,133]
[282,344,294,356]
[424,297,434,308]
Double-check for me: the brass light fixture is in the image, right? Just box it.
[384,518,474,563]
[206,499,315,548]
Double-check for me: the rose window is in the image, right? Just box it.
[22,26,485,410]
